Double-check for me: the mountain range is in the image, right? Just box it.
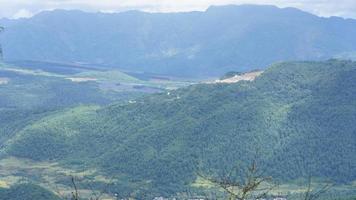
[1,5,356,77]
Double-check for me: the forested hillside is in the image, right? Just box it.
[0,61,191,150]
[2,60,356,196]
[2,5,356,77]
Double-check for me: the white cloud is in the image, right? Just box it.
[12,9,34,19]
[0,0,356,19]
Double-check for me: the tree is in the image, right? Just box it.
[197,159,277,200]
[298,175,334,200]
[55,176,114,200]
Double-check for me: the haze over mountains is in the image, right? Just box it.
[2,4,356,77]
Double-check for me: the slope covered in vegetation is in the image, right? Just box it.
[0,184,61,200]
[3,60,356,196]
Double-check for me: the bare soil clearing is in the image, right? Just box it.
[215,71,263,83]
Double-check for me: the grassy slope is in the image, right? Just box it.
[3,60,356,196]
[0,183,61,200]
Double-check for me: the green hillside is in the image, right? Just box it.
[0,184,61,200]
[2,60,356,197]
[0,62,142,148]
[0,62,192,150]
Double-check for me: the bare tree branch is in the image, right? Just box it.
[197,158,277,200]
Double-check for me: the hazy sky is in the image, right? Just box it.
[1,0,356,19]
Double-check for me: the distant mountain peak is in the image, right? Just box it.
[2,5,356,77]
